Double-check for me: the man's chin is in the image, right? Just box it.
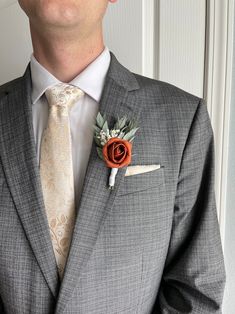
[30,13,82,33]
[21,1,80,28]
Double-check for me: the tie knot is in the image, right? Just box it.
[45,83,84,110]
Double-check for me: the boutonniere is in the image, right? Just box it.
[93,112,139,189]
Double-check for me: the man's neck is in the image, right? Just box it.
[30,25,105,83]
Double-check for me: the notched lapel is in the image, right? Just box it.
[0,68,60,298]
[55,53,144,313]
[0,54,144,312]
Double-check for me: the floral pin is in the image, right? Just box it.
[93,112,139,189]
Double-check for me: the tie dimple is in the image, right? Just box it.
[40,83,84,280]
[45,83,84,111]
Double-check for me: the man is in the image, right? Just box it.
[0,0,225,313]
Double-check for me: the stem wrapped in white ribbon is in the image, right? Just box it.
[108,168,118,189]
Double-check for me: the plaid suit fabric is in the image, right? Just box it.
[0,52,225,313]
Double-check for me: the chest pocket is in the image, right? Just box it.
[116,166,165,196]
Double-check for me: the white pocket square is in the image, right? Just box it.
[125,164,161,176]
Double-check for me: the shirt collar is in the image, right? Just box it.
[30,46,111,104]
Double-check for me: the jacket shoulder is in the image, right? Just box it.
[132,72,201,105]
[0,76,23,98]
[131,73,208,134]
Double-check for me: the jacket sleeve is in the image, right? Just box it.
[151,99,226,313]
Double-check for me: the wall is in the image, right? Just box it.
[0,3,32,85]
[103,0,143,75]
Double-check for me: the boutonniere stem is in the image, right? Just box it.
[109,168,118,189]
[93,112,139,189]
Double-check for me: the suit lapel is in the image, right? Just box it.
[0,68,60,298]
[0,53,143,310]
[55,53,143,313]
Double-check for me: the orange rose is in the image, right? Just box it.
[102,137,132,168]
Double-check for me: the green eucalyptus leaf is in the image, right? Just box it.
[102,121,109,132]
[126,120,138,132]
[96,112,105,128]
[118,116,127,130]
[118,131,125,139]
[129,136,135,142]
[114,115,121,129]
[123,127,139,141]
[114,116,125,130]
[94,136,102,147]
[120,125,128,132]
[96,147,104,160]
[93,125,101,133]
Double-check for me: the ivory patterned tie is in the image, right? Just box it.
[39,83,84,279]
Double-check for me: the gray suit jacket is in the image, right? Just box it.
[0,52,225,313]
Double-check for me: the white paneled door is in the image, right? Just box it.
[156,0,206,98]
[104,0,206,98]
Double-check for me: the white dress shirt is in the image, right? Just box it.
[30,47,111,207]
